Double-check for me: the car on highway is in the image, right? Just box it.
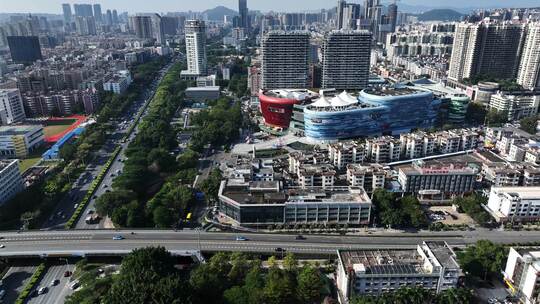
[64,271,72,277]
[70,281,80,290]
[275,247,285,252]
[235,236,248,241]
[295,235,306,240]
[112,235,124,240]
[0,244,4,248]
[51,279,60,286]
[37,286,47,295]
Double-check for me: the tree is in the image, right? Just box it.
[153,206,175,228]
[228,252,249,285]
[148,148,177,172]
[263,267,296,304]
[436,288,473,304]
[457,240,508,280]
[104,247,189,304]
[465,102,487,125]
[520,116,538,135]
[283,252,298,272]
[453,195,491,226]
[297,265,325,304]
[59,142,77,161]
[486,109,508,126]
[95,190,136,217]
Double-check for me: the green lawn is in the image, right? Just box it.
[44,124,72,137]
[18,146,48,173]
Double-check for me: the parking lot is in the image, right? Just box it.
[427,206,476,225]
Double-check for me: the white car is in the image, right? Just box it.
[0,244,4,248]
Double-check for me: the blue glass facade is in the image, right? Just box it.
[304,89,441,141]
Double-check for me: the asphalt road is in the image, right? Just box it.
[0,265,36,303]
[27,263,74,304]
[75,61,175,230]
[0,229,539,257]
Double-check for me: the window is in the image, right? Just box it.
[268,107,285,113]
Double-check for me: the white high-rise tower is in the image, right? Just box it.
[181,20,207,79]
[517,23,540,90]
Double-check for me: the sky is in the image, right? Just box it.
[1,0,539,14]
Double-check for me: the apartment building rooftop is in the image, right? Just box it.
[400,160,478,175]
[0,159,18,171]
[491,187,540,200]
[423,241,460,270]
[221,180,371,206]
[0,125,42,135]
[363,87,419,97]
[339,249,429,276]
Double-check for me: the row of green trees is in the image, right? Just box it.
[372,189,428,229]
[66,243,505,304]
[95,62,197,228]
[66,247,329,304]
[0,57,171,230]
[189,97,243,152]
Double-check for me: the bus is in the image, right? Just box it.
[186,213,192,221]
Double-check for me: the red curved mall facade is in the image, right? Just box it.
[258,90,314,129]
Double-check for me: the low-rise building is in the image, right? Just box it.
[288,152,327,176]
[336,241,461,302]
[328,142,365,170]
[482,164,522,187]
[0,159,24,205]
[489,93,540,121]
[523,166,540,187]
[103,70,132,94]
[400,132,436,159]
[398,160,477,200]
[0,125,44,158]
[436,131,461,154]
[218,180,372,226]
[486,187,540,223]
[185,86,220,102]
[196,74,216,87]
[503,247,540,304]
[346,164,386,193]
[298,164,336,189]
[366,136,402,164]
[0,89,26,125]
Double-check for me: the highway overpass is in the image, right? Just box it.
[0,229,539,258]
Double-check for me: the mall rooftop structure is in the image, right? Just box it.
[336,241,461,302]
[303,87,440,142]
[258,89,318,131]
[218,179,372,227]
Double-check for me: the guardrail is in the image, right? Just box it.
[14,263,46,304]
[64,146,121,229]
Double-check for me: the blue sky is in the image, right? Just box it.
[1,0,539,14]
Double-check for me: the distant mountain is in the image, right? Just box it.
[202,6,237,21]
[417,9,465,21]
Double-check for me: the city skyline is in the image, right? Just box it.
[1,0,540,14]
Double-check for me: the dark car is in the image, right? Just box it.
[295,235,306,240]
[275,247,286,252]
